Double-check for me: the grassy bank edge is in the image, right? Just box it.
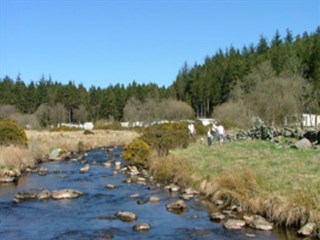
[146,140,320,236]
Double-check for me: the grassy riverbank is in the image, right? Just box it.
[148,140,320,231]
[0,130,139,173]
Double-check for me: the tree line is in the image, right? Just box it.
[171,28,320,121]
[0,27,319,128]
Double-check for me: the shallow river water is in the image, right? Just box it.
[0,147,301,239]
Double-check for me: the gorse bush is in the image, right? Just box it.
[121,138,151,166]
[141,123,190,156]
[122,122,193,166]
[0,120,28,147]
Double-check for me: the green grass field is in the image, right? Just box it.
[164,140,320,229]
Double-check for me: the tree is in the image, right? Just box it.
[25,81,38,113]
[35,103,50,127]
[50,103,68,126]
[13,75,28,113]
[0,76,15,105]
[73,104,88,123]
[159,99,194,120]
[256,35,269,56]
[123,97,142,122]
[0,105,17,120]
[88,86,102,122]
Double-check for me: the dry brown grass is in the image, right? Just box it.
[0,145,35,172]
[26,129,139,160]
[147,152,193,186]
[0,129,139,175]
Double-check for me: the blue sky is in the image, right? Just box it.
[0,0,319,89]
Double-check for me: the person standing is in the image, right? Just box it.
[212,122,217,142]
[207,127,213,146]
[188,123,195,138]
[217,123,225,145]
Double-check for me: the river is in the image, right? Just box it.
[0,147,300,239]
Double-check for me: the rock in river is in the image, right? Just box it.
[80,164,90,173]
[37,190,51,200]
[14,190,38,202]
[166,200,187,213]
[51,189,83,200]
[223,219,246,230]
[132,223,151,231]
[244,215,273,231]
[209,212,226,221]
[115,211,137,222]
[298,222,316,237]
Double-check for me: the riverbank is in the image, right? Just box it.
[0,129,139,180]
[147,140,320,237]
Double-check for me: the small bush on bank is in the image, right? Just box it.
[141,123,190,156]
[121,139,151,166]
[0,120,28,147]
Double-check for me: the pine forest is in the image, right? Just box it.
[1,27,319,129]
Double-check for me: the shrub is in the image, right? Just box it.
[0,120,28,147]
[141,123,190,156]
[83,130,94,135]
[121,139,151,166]
[94,120,123,130]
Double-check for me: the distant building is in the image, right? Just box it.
[197,118,216,126]
[302,113,320,127]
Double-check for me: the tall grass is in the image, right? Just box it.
[157,140,320,231]
[0,145,35,172]
[0,130,139,175]
[26,130,139,160]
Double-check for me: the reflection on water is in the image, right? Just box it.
[0,147,298,239]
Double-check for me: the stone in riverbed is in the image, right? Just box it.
[244,215,273,231]
[298,222,316,237]
[137,199,149,205]
[130,193,140,198]
[14,190,38,202]
[0,169,20,183]
[223,219,246,230]
[0,176,17,183]
[105,184,116,189]
[80,164,90,173]
[49,148,67,161]
[132,223,151,231]
[103,161,112,168]
[51,189,83,200]
[115,211,137,222]
[165,184,180,192]
[149,196,160,203]
[209,212,226,221]
[38,167,48,176]
[166,200,187,213]
[37,189,51,200]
